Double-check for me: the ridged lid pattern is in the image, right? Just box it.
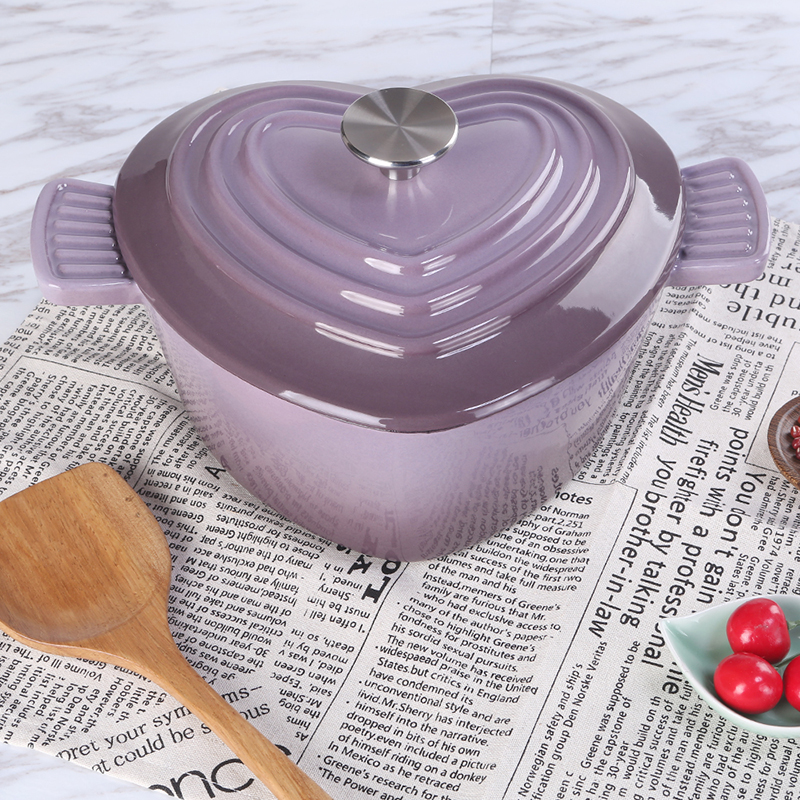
[114,77,677,432]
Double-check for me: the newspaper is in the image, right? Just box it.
[1,219,800,800]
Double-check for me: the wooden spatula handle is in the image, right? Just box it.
[102,605,335,800]
[159,649,333,800]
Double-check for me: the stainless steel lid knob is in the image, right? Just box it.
[341,87,458,181]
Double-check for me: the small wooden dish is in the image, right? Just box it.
[768,395,800,490]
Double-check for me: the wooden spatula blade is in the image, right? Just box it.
[0,463,170,645]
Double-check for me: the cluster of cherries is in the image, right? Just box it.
[714,598,800,714]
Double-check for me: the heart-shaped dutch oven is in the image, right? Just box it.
[32,75,769,559]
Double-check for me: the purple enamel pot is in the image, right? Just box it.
[30,76,770,561]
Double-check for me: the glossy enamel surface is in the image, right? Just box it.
[29,75,770,558]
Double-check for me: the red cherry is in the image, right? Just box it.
[783,656,800,711]
[714,653,783,714]
[726,598,790,663]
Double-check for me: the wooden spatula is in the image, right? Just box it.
[0,463,333,800]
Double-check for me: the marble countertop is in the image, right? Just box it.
[1,0,799,796]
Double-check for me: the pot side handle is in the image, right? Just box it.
[30,178,144,306]
[667,157,770,288]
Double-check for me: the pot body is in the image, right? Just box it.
[30,76,770,560]
[149,297,649,561]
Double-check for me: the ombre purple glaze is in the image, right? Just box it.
[31,76,770,559]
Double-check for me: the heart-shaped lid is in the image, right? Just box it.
[114,76,683,432]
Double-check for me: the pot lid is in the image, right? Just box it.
[114,76,682,432]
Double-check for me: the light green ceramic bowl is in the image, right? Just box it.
[662,594,800,737]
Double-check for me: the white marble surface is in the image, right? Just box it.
[0,0,798,796]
